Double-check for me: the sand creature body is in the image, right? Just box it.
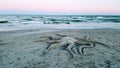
[36,33,109,58]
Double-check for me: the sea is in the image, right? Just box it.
[0,15,120,31]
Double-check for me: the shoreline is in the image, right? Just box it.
[0,23,120,32]
[0,28,120,33]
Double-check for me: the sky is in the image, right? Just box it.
[0,0,120,15]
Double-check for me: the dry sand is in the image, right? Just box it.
[0,29,120,68]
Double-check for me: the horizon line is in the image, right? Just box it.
[0,13,120,15]
[0,10,120,15]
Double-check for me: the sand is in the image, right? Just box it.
[0,29,120,68]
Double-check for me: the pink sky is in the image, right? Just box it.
[0,0,120,14]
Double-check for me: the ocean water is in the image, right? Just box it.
[0,15,120,31]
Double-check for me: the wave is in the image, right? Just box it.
[0,15,120,31]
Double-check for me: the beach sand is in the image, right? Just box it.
[0,29,120,68]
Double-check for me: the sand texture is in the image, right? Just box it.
[0,29,120,68]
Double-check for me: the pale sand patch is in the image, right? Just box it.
[0,29,120,68]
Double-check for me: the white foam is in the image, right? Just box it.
[0,23,120,31]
